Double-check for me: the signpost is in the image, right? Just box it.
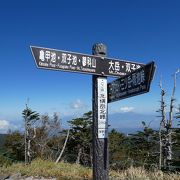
[92,44,108,180]
[108,62,155,103]
[31,46,144,77]
[30,44,155,180]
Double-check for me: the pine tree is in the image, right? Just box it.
[128,122,159,168]
[22,106,39,164]
[66,111,92,166]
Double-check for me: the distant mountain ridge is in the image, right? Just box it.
[1,112,159,135]
[108,112,158,131]
[61,112,159,134]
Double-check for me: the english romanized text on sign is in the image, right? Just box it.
[108,62,155,103]
[31,46,144,77]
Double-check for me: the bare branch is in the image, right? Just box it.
[159,77,166,128]
[169,70,179,126]
[55,129,70,164]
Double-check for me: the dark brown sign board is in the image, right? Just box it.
[108,61,155,103]
[30,46,145,78]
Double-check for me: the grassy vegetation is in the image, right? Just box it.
[0,154,13,167]
[0,159,91,180]
[0,159,180,180]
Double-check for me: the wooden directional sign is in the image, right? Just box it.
[30,46,145,77]
[108,61,155,103]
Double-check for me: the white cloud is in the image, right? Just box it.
[120,106,134,113]
[70,99,88,109]
[0,120,9,130]
[175,106,180,113]
[0,119,20,134]
[110,106,135,114]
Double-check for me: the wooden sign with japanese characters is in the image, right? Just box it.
[30,44,156,180]
[30,45,155,139]
[31,46,144,77]
[108,62,155,103]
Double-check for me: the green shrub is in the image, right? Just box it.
[0,154,12,167]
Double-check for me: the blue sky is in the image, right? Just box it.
[0,0,180,133]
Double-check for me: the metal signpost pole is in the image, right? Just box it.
[92,43,109,180]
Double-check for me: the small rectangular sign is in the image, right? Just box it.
[108,61,155,103]
[31,46,145,77]
[98,129,108,139]
[97,77,108,138]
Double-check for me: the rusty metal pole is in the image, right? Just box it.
[92,43,109,180]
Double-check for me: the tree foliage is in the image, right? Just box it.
[3,109,180,171]
[128,122,159,168]
[23,107,40,164]
[66,111,92,166]
[4,131,24,162]
[32,113,62,160]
